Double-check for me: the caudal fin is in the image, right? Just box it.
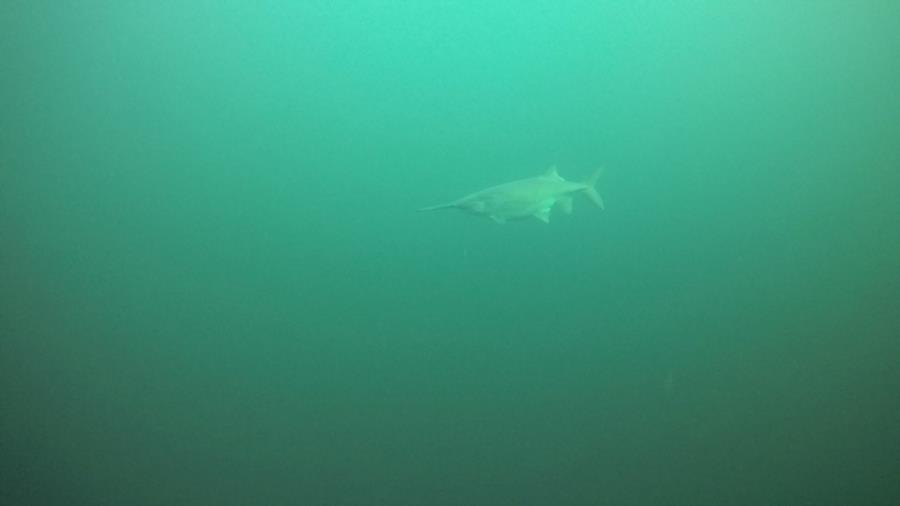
[582,168,605,209]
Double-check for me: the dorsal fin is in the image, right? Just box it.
[544,165,559,178]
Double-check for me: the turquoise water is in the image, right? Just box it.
[2,2,899,504]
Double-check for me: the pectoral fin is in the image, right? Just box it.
[557,196,573,214]
[534,207,551,223]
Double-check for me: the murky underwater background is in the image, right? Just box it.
[2,2,899,504]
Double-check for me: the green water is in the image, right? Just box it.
[2,2,899,504]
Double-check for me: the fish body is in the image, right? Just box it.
[420,166,604,223]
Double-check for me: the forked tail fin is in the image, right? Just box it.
[582,168,605,209]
